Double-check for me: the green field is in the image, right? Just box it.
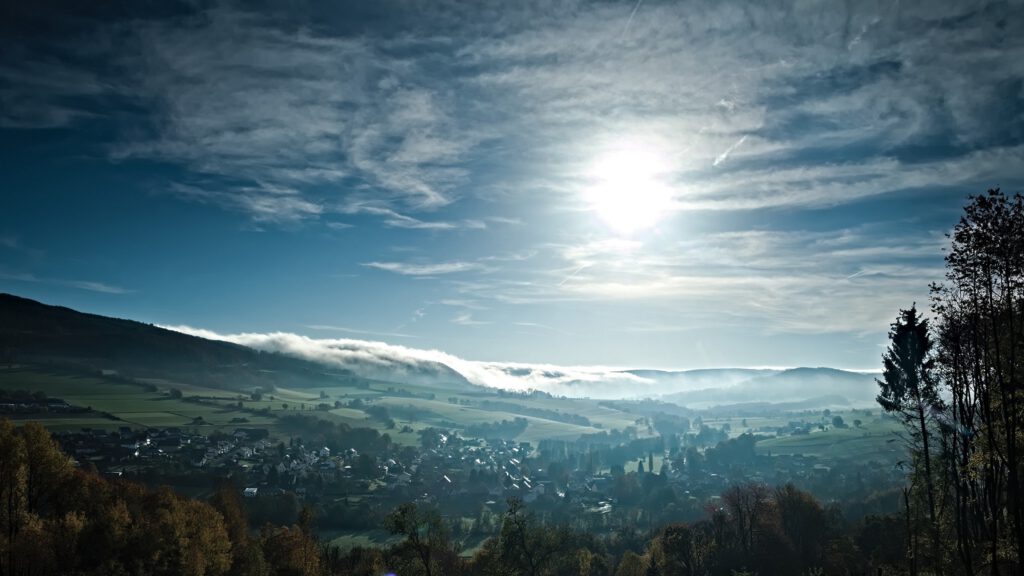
[0,367,275,430]
[325,530,403,552]
[1,366,905,466]
[0,366,630,444]
[756,415,905,465]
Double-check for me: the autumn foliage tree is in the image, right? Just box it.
[877,189,1024,574]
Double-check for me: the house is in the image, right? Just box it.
[243,487,259,498]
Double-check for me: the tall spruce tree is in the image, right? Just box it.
[877,305,944,573]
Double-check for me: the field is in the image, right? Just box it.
[325,530,403,553]
[756,413,905,465]
[0,366,645,446]
[0,367,275,431]
[0,365,905,467]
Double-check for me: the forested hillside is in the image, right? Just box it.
[0,294,368,391]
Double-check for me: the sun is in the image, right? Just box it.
[584,145,673,234]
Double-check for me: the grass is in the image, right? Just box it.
[0,367,277,432]
[325,530,402,552]
[1,367,903,464]
[370,396,610,443]
[756,415,905,465]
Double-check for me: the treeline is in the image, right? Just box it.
[0,389,48,402]
[478,400,592,426]
[276,414,392,454]
[0,419,320,576]
[0,417,922,575]
[328,486,904,575]
[875,189,1024,574]
[465,417,529,439]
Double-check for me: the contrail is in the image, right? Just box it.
[713,135,748,166]
[558,264,590,286]
[621,0,644,37]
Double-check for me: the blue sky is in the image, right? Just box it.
[2,0,1023,374]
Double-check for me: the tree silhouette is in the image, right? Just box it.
[877,305,943,572]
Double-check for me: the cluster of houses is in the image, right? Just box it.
[0,396,78,413]
[54,426,383,493]
[53,420,904,529]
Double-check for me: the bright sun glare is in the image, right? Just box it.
[585,145,673,234]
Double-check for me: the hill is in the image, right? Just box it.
[0,293,369,391]
[624,368,780,395]
[661,367,878,409]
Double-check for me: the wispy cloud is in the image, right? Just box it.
[340,204,485,231]
[168,183,322,223]
[6,0,1023,222]
[439,298,487,310]
[4,6,482,223]
[64,280,133,295]
[0,271,132,294]
[0,235,44,259]
[451,312,489,326]
[363,261,483,276]
[305,324,417,339]
[713,135,748,167]
[442,225,948,335]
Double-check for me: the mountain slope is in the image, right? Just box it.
[624,368,780,394]
[662,367,878,408]
[0,293,372,391]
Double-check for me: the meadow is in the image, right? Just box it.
[0,365,901,467]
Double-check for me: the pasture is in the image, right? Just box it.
[756,414,906,465]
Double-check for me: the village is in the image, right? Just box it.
[51,415,906,534]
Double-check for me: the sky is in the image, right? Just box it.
[2,0,1023,374]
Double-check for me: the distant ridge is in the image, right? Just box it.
[0,293,369,390]
[0,293,876,403]
[660,366,878,408]
[623,368,780,392]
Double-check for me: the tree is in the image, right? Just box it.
[499,498,563,576]
[719,483,773,566]
[831,415,845,428]
[656,524,709,576]
[877,305,943,572]
[260,523,320,576]
[0,419,26,575]
[385,503,458,576]
[614,550,647,576]
[20,421,71,513]
[929,189,1024,573]
[211,480,269,576]
[774,484,827,571]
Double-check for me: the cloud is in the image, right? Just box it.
[305,324,417,339]
[713,135,748,167]
[168,183,322,223]
[443,224,948,335]
[456,0,1024,211]
[0,271,132,294]
[363,261,483,276]
[162,324,657,398]
[439,298,487,310]
[5,5,483,223]
[0,235,44,259]
[339,204,485,230]
[64,281,133,295]
[451,312,489,326]
[0,54,106,128]
[6,0,1024,225]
